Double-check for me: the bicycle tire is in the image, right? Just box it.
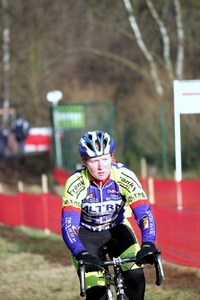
[107,286,116,300]
[117,295,129,300]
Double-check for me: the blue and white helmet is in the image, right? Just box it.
[78,130,115,157]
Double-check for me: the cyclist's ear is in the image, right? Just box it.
[81,157,87,166]
[110,152,118,163]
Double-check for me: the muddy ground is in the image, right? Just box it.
[0,152,53,186]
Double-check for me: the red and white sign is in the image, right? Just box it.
[24,127,52,152]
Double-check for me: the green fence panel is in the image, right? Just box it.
[51,102,114,172]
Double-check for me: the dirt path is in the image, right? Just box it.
[0,152,53,186]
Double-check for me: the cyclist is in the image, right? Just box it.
[61,130,157,300]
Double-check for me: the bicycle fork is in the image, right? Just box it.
[114,265,129,300]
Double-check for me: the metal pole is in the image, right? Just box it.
[160,105,168,178]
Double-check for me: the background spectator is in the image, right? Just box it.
[11,115,29,153]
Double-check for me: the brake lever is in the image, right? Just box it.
[153,249,165,286]
[78,260,86,297]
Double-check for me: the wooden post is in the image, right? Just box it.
[0,183,3,193]
[41,173,48,193]
[141,157,147,179]
[41,174,50,235]
[148,177,155,204]
[18,180,24,193]
[18,180,24,227]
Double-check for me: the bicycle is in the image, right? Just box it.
[78,246,165,300]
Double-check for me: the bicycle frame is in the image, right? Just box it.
[78,249,165,300]
[103,256,135,300]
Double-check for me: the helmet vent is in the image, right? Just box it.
[86,142,94,151]
[95,140,101,151]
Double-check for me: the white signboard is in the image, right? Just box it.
[174,80,200,182]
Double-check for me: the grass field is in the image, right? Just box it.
[0,224,200,300]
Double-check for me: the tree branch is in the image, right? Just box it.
[146,0,174,81]
[65,46,145,75]
[122,0,164,96]
[174,0,184,79]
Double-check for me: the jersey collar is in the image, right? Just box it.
[89,173,110,186]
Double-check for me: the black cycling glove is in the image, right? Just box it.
[136,242,156,266]
[76,251,101,273]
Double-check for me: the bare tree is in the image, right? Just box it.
[122,0,184,96]
[173,0,184,79]
[1,0,10,110]
[145,0,174,81]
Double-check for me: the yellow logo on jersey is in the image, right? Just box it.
[86,193,93,199]
[142,216,149,229]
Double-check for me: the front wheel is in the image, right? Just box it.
[107,286,116,299]
[117,295,129,300]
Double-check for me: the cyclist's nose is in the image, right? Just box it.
[98,161,104,169]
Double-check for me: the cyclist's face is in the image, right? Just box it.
[84,153,112,181]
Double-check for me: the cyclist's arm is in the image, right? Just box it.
[61,206,86,256]
[130,200,156,243]
[118,166,156,243]
[61,172,87,256]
